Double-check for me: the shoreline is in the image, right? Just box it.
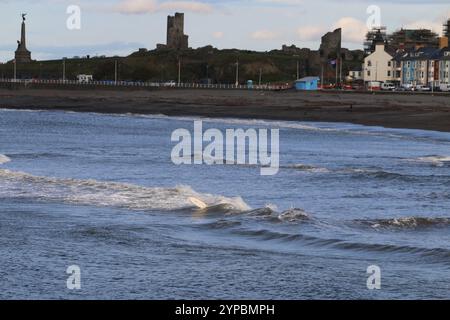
[1,88,450,133]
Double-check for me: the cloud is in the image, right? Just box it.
[115,0,213,14]
[212,31,224,39]
[333,17,367,44]
[296,26,324,41]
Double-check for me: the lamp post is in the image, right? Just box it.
[115,59,118,83]
[62,58,66,81]
[13,60,17,81]
[235,60,239,86]
[293,54,300,80]
[178,57,181,86]
[259,68,262,86]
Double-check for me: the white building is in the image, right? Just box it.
[347,70,363,81]
[363,41,395,84]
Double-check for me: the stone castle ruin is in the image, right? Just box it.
[166,13,189,50]
[319,28,342,62]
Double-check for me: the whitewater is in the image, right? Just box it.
[1,109,449,299]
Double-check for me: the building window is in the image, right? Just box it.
[387,71,391,77]
[388,61,391,67]
[367,71,371,77]
[368,61,372,67]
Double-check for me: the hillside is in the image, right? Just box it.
[0,46,364,84]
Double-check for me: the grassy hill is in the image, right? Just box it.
[0,46,364,84]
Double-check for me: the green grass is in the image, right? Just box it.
[0,47,364,83]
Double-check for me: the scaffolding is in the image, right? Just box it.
[444,19,450,38]
[364,27,387,55]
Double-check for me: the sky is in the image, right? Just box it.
[0,0,450,62]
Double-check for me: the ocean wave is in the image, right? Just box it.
[281,165,442,182]
[0,154,11,165]
[233,228,450,261]
[412,156,450,167]
[355,217,450,230]
[244,206,310,223]
[0,168,250,212]
[281,164,330,173]
[278,209,310,222]
[196,220,242,230]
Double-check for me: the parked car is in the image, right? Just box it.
[381,83,396,91]
[321,84,335,90]
[163,80,177,87]
[440,84,450,92]
[416,85,431,92]
[367,81,381,91]
[401,84,415,91]
[342,84,354,90]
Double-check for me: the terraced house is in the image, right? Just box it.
[400,46,450,88]
[439,49,450,85]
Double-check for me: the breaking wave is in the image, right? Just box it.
[245,206,310,223]
[281,163,330,173]
[0,154,11,165]
[0,168,250,212]
[412,156,450,167]
[355,217,450,230]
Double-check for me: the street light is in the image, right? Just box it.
[62,58,66,81]
[259,68,262,86]
[178,56,181,86]
[13,60,17,81]
[293,55,299,80]
[235,60,239,86]
[115,59,118,83]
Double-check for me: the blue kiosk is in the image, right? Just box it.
[295,77,320,91]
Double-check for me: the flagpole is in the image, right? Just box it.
[335,59,338,88]
[321,64,324,88]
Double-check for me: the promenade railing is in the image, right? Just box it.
[0,78,291,91]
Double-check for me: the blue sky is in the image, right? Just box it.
[0,0,449,62]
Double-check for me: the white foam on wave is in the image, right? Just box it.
[282,163,331,173]
[0,154,11,165]
[0,168,251,212]
[411,156,450,167]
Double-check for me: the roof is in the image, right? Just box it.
[399,47,441,61]
[296,77,320,82]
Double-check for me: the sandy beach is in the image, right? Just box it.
[1,87,450,132]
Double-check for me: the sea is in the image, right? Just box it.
[0,108,449,299]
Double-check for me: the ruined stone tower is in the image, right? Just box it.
[319,28,342,62]
[166,13,189,50]
[15,14,32,63]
